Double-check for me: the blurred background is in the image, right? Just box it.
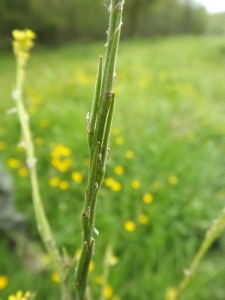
[1,0,225,300]
[0,0,225,49]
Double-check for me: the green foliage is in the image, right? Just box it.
[0,0,208,50]
[1,36,225,299]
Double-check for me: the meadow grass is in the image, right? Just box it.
[0,36,225,299]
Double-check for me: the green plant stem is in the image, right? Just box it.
[15,63,71,300]
[174,206,225,300]
[74,1,124,299]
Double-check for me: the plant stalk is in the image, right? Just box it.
[174,206,225,300]
[14,58,71,300]
[74,1,125,299]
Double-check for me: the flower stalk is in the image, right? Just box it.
[173,206,225,300]
[74,1,125,299]
[12,29,71,300]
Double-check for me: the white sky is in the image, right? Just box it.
[195,0,225,13]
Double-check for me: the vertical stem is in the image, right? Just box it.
[74,1,125,299]
[14,62,71,300]
[88,56,103,150]
[174,207,225,300]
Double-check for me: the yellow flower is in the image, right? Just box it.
[18,167,29,177]
[51,159,72,172]
[51,144,72,172]
[168,175,178,185]
[112,127,121,136]
[131,180,140,189]
[51,144,71,157]
[0,141,7,150]
[59,180,69,190]
[115,136,124,145]
[125,150,134,159]
[138,214,149,225]
[75,248,82,259]
[105,177,115,187]
[12,29,36,66]
[49,177,60,187]
[94,275,104,285]
[8,290,33,300]
[89,261,95,273]
[143,193,153,204]
[77,72,89,85]
[124,221,136,232]
[104,177,121,191]
[7,158,21,168]
[0,275,8,290]
[165,287,178,300]
[51,272,60,283]
[71,171,83,183]
[104,285,113,299]
[111,182,122,192]
[112,296,121,300]
[114,166,124,175]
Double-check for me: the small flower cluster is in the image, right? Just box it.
[7,158,29,177]
[105,177,122,192]
[51,144,72,172]
[8,290,35,300]
[12,29,36,66]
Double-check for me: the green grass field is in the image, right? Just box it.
[0,36,225,300]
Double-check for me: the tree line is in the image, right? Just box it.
[0,0,207,49]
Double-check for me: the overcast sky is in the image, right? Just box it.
[195,0,225,13]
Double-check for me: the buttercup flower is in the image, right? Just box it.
[51,272,60,283]
[104,285,113,299]
[115,136,124,145]
[95,275,104,285]
[143,193,153,204]
[168,175,178,185]
[0,275,8,290]
[131,180,140,189]
[125,150,134,159]
[138,214,149,225]
[124,221,136,232]
[111,181,122,192]
[71,171,83,183]
[104,178,122,191]
[51,144,72,172]
[18,167,29,177]
[48,177,60,187]
[8,290,34,300]
[165,287,178,300]
[59,180,69,190]
[112,127,121,136]
[7,158,21,168]
[89,261,95,273]
[114,166,124,175]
